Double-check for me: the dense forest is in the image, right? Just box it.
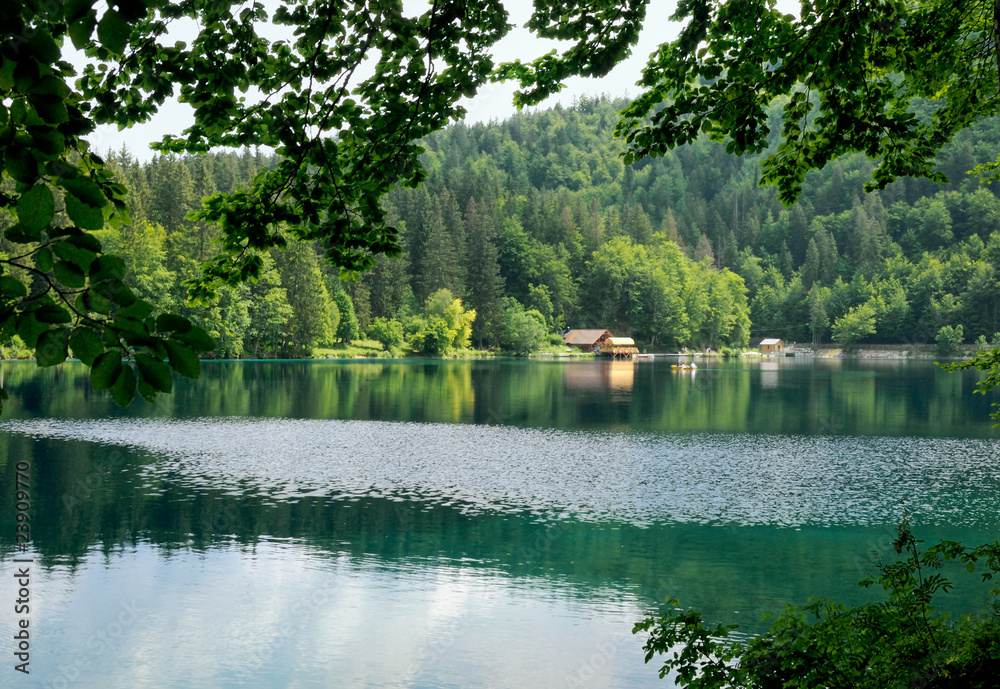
[9,95,1000,358]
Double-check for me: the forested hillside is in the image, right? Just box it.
[382,96,1000,351]
[18,95,1000,357]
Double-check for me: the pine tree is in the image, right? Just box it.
[418,197,465,301]
[623,203,654,244]
[147,154,196,233]
[602,206,624,240]
[809,283,828,346]
[272,242,338,357]
[801,238,821,288]
[660,209,684,249]
[694,234,715,264]
[464,198,506,347]
[815,229,840,284]
[331,289,359,343]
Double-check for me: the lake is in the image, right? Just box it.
[1,357,998,688]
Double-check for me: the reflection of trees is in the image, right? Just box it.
[0,357,995,433]
[1,433,993,637]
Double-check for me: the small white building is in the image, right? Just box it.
[760,338,785,354]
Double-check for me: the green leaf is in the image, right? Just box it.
[97,9,130,54]
[68,11,98,50]
[5,146,38,183]
[113,315,150,338]
[64,0,94,22]
[164,339,200,379]
[156,314,193,333]
[136,378,157,404]
[90,255,126,281]
[116,0,148,21]
[135,353,172,393]
[4,224,42,244]
[78,289,112,315]
[61,175,107,208]
[36,328,69,367]
[27,28,61,63]
[174,325,216,353]
[17,313,49,348]
[0,276,28,300]
[98,280,137,307]
[65,193,105,230]
[30,95,69,125]
[35,247,54,272]
[69,327,104,366]
[52,240,97,270]
[33,302,72,324]
[17,184,55,233]
[109,363,137,406]
[90,351,123,390]
[30,127,66,157]
[117,300,153,320]
[64,231,103,253]
[53,260,86,288]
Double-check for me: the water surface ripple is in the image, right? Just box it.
[7,417,998,528]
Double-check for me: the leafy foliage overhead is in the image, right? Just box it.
[5,0,1000,409]
[501,0,1000,204]
[0,0,508,407]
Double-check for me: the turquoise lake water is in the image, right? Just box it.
[0,357,998,687]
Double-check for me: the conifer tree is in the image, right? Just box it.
[464,199,506,348]
[272,242,337,357]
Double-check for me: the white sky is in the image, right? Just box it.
[83,0,683,160]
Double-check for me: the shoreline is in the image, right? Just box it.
[0,347,982,363]
[783,346,977,360]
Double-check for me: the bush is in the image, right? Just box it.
[936,324,964,356]
[831,301,877,347]
[424,289,476,351]
[367,317,404,351]
[0,336,31,359]
[547,333,565,347]
[499,299,547,355]
[409,318,452,356]
[634,518,1000,689]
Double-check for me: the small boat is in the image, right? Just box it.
[671,363,698,370]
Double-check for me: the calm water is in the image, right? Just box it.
[1,357,998,688]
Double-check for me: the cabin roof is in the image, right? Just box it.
[563,329,612,346]
[760,338,784,345]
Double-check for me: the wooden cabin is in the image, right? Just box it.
[759,338,785,354]
[599,336,640,359]
[563,330,639,358]
[563,329,612,352]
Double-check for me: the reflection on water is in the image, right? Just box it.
[3,417,999,528]
[0,359,998,688]
[0,541,658,689]
[1,358,997,437]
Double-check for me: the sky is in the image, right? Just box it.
[82,0,683,160]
